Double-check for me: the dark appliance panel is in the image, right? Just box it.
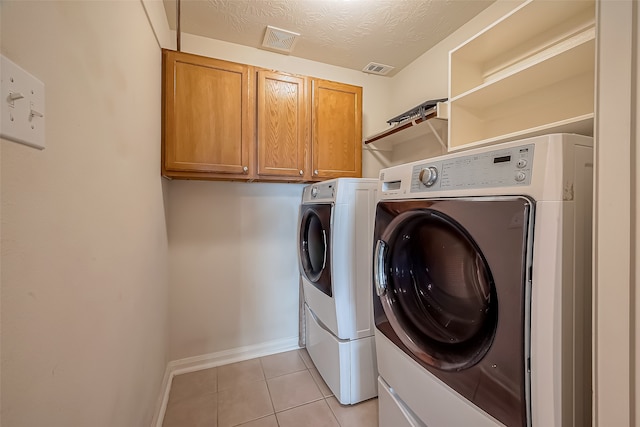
[299,203,333,296]
[373,197,533,427]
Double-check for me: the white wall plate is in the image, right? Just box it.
[1,54,46,150]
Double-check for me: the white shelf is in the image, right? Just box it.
[448,0,595,150]
[363,102,448,151]
[448,114,594,152]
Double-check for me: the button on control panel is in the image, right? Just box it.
[410,143,535,192]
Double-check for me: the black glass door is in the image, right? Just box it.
[375,208,497,371]
[373,197,532,427]
[299,203,332,296]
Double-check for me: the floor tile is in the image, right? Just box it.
[309,366,334,397]
[162,392,217,427]
[267,370,323,412]
[326,396,379,427]
[276,400,340,427]
[298,348,314,369]
[161,350,380,427]
[168,368,218,405]
[260,350,307,379]
[218,358,265,391]
[217,380,274,427]
[235,415,278,427]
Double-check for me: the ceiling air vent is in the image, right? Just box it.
[262,26,300,54]
[363,62,395,76]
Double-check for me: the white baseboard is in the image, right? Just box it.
[152,336,300,427]
[150,364,172,427]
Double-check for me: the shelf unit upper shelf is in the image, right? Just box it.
[363,102,448,151]
[448,0,595,151]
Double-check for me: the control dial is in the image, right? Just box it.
[419,166,439,187]
[311,187,318,198]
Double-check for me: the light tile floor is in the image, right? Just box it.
[162,349,378,427]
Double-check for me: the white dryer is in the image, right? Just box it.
[298,178,378,405]
[373,134,593,426]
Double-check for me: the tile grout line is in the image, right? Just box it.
[261,351,329,421]
[323,397,343,427]
[258,356,279,426]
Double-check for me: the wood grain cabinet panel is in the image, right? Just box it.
[161,50,363,182]
[162,50,254,179]
[256,70,309,179]
[311,79,362,179]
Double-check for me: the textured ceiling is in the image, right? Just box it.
[162,0,495,76]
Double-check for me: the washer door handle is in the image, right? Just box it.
[374,239,388,296]
[321,229,328,270]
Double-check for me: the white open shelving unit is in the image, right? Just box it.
[448,0,595,151]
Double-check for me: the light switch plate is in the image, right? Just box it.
[1,55,45,150]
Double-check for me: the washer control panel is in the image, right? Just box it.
[307,181,335,200]
[410,143,535,192]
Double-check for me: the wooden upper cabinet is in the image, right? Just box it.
[161,50,363,182]
[311,79,363,180]
[256,70,309,179]
[162,50,255,179]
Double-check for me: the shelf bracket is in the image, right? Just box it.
[426,120,447,151]
[362,144,392,152]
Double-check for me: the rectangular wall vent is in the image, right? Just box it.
[262,26,300,54]
[362,62,395,76]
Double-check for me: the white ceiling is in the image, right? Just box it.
[162,0,495,77]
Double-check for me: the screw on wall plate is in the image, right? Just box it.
[10,77,14,83]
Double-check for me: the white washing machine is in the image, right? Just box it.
[373,134,593,426]
[298,178,378,405]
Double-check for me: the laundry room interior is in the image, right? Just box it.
[0,0,637,426]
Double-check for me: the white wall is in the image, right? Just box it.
[167,181,303,361]
[1,2,168,426]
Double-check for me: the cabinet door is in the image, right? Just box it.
[311,79,363,179]
[162,50,254,179]
[257,70,309,179]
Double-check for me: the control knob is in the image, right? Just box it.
[419,166,439,187]
[311,187,318,197]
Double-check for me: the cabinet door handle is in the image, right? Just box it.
[314,170,318,176]
[299,170,304,175]
[243,166,248,173]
